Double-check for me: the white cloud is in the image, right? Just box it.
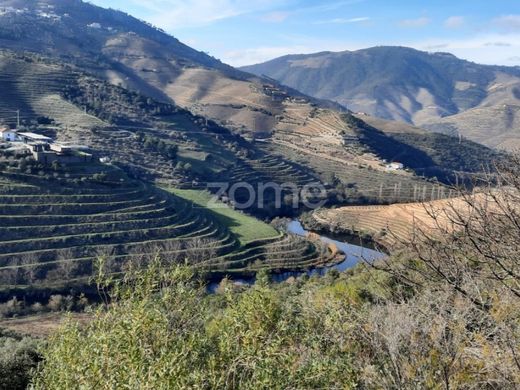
[416,33,520,66]
[399,17,431,28]
[492,14,520,32]
[444,16,465,29]
[125,0,289,29]
[306,0,367,12]
[261,11,290,23]
[313,17,370,25]
[483,42,512,47]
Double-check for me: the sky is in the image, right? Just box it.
[89,0,520,67]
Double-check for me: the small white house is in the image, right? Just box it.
[386,162,404,171]
[0,128,18,142]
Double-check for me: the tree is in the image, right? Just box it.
[32,258,361,389]
[21,253,41,284]
[364,157,520,387]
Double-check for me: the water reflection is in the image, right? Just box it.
[208,220,386,292]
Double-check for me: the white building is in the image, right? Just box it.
[386,162,404,171]
[0,128,18,142]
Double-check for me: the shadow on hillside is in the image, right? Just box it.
[355,122,501,183]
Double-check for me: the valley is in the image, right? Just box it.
[0,1,502,299]
[0,1,517,389]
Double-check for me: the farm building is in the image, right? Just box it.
[13,131,94,164]
[28,142,94,164]
[386,162,404,171]
[0,127,18,142]
[18,132,53,144]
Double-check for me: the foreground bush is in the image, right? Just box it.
[32,262,359,389]
[32,257,520,389]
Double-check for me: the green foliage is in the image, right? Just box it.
[33,260,359,389]
[0,329,41,390]
[62,79,178,125]
[137,132,178,160]
[30,248,520,388]
[33,262,208,389]
[169,189,280,244]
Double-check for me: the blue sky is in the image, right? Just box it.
[90,0,520,66]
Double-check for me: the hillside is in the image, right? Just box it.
[308,198,462,250]
[0,1,500,178]
[2,48,487,215]
[242,46,520,150]
[0,1,504,294]
[0,0,338,130]
[0,153,342,290]
[306,192,504,250]
[422,104,520,150]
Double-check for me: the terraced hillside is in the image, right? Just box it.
[422,104,520,150]
[0,51,332,216]
[242,47,520,150]
[0,47,488,219]
[0,166,228,287]
[0,1,481,181]
[0,1,499,213]
[0,51,105,129]
[170,190,342,275]
[0,50,490,210]
[307,195,480,250]
[260,139,448,204]
[0,157,339,290]
[348,114,502,179]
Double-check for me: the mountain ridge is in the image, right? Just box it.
[241,46,520,149]
[0,1,500,188]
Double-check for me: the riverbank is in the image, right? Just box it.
[207,220,386,291]
[301,199,467,251]
[300,212,390,252]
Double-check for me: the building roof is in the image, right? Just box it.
[0,128,14,134]
[18,132,52,141]
[386,162,404,169]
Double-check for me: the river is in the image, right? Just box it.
[208,220,386,292]
[286,220,385,272]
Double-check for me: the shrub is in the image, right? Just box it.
[32,260,358,389]
[0,330,41,390]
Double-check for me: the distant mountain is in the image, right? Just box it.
[241,47,520,150]
[0,0,500,190]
